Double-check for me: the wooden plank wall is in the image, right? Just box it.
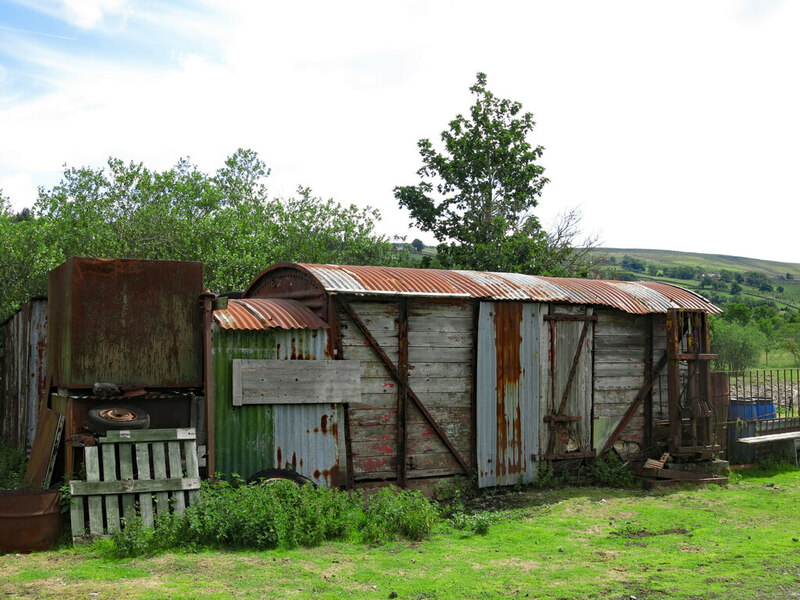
[407,300,473,478]
[341,299,473,482]
[341,301,400,480]
[593,310,667,457]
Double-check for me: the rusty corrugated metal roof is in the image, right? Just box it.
[213,298,329,331]
[247,263,721,315]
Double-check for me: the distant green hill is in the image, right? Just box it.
[597,248,800,278]
[595,248,800,312]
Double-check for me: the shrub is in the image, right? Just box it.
[360,486,439,544]
[581,453,639,489]
[107,478,437,556]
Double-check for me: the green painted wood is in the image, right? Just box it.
[70,495,85,541]
[152,443,169,515]
[84,446,104,536]
[69,429,202,540]
[101,444,120,533]
[70,477,202,496]
[135,442,154,528]
[184,439,200,505]
[167,441,186,513]
[117,443,135,519]
[101,428,196,443]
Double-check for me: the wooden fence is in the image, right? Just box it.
[69,428,201,542]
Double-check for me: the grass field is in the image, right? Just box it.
[3,466,800,599]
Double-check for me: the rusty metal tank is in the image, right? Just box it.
[0,489,62,552]
[47,258,204,389]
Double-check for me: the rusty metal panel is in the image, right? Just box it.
[47,258,204,388]
[1,299,47,453]
[274,403,344,487]
[212,323,336,482]
[214,298,329,331]
[476,302,541,487]
[541,306,594,457]
[246,263,720,315]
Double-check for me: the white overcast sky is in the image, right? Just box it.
[0,0,798,263]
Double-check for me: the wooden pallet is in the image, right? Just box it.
[69,428,201,542]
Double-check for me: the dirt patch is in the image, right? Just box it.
[613,527,692,538]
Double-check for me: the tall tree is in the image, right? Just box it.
[395,73,591,275]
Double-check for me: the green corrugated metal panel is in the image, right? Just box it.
[212,326,329,480]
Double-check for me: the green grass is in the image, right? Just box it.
[3,467,800,599]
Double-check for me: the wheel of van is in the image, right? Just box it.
[86,405,150,435]
[247,468,316,487]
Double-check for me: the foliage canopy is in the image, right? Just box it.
[0,149,401,322]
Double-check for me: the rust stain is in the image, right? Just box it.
[276,446,282,467]
[321,414,328,434]
[291,452,297,470]
[331,422,338,440]
[312,464,341,487]
[493,303,523,478]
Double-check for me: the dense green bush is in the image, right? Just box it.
[360,486,439,544]
[580,453,640,489]
[107,479,441,557]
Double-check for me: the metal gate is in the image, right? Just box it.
[476,302,541,487]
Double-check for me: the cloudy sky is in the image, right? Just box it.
[0,0,797,263]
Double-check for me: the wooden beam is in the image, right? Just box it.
[544,314,598,322]
[338,299,470,474]
[397,298,408,487]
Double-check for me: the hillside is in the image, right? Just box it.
[595,248,800,312]
[598,248,800,279]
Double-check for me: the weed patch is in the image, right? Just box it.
[105,479,441,557]
[0,442,29,490]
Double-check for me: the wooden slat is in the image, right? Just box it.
[70,495,85,540]
[85,447,104,536]
[152,443,169,515]
[101,444,121,533]
[71,477,202,496]
[117,442,135,519]
[135,442,154,528]
[167,441,186,513]
[184,439,200,505]
[102,428,196,442]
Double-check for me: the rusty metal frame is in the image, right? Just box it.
[337,298,470,475]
